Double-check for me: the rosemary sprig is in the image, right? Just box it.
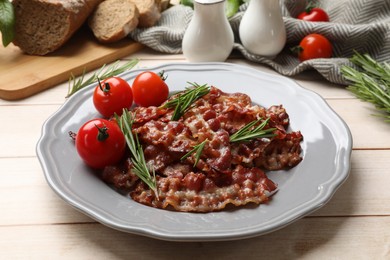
[341,52,390,122]
[66,59,139,97]
[181,118,275,166]
[162,82,210,120]
[181,139,208,167]
[349,52,390,83]
[229,117,276,143]
[115,109,158,198]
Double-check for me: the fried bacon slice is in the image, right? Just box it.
[100,86,303,212]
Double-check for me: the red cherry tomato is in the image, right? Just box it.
[298,6,329,22]
[132,71,169,107]
[93,77,133,118]
[75,119,126,169]
[297,33,332,62]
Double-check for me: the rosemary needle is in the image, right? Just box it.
[162,82,210,120]
[181,139,208,167]
[115,109,158,198]
[182,118,275,166]
[341,52,390,122]
[229,117,276,143]
[66,59,139,97]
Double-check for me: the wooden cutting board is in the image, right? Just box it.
[0,29,143,100]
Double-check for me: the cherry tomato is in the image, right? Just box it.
[298,6,329,22]
[93,77,133,118]
[75,119,126,169]
[132,71,169,107]
[296,33,332,62]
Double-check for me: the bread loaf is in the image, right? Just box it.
[156,0,171,12]
[12,0,102,55]
[88,0,139,43]
[130,0,161,28]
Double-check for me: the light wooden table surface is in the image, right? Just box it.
[1,48,389,259]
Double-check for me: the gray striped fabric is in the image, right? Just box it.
[129,0,390,85]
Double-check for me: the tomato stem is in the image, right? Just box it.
[95,124,109,141]
[68,131,77,141]
[98,78,111,93]
[158,70,168,81]
[290,45,303,55]
[305,1,316,13]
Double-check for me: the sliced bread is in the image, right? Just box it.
[12,0,102,55]
[88,0,139,43]
[156,0,171,12]
[130,0,161,28]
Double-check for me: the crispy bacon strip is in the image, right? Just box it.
[101,87,303,212]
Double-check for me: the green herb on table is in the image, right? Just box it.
[225,0,241,18]
[229,117,276,143]
[162,82,210,121]
[0,0,15,47]
[180,0,194,8]
[115,109,158,198]
[181,139,208,167]
[341,52,390,122]
[180,0,245,18]
[66,59,139,97]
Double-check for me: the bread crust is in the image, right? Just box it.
[130,0,161,28]
[156,0,170,12]
[88,0,140,43]
[12,0,102,55]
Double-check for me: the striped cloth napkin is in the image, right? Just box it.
[129,0,390,85]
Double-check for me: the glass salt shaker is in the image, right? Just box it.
[182,0,234,62]
[239,0,286,57]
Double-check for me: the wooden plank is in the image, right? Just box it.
[0,105,59,158]
[0,150,389,226]
[327,99,390,149]
[0,29,143,101]
[312,149,390,216]
[0,158,92,226]
[0,217,389,259]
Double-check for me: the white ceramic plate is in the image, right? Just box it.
[37,62,352,242]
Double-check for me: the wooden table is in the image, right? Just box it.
[1,48,389,259]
